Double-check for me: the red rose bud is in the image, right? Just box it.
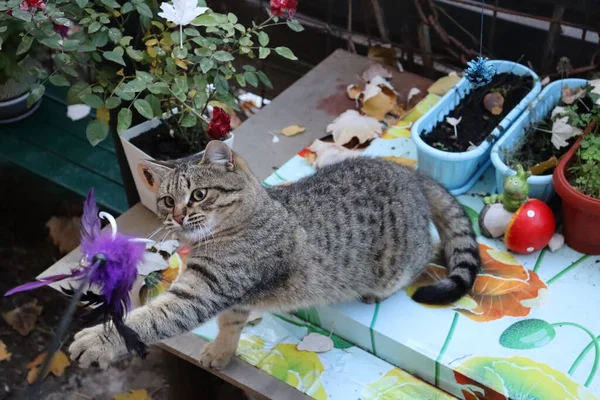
[270,0,298,19]
[206,107,232,140]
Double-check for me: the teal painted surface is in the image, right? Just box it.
[0,84,127,214]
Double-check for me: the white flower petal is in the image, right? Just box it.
[67,104,91,121]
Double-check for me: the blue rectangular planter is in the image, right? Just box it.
[490,78,587,202]
[411,60,541,194]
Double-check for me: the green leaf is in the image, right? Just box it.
[214,92,239,111]
[214,75,228,95]
[193,75,207,91]
[76,0,88,7]
[26,84,45,108]
[275,46,297,60]
[0,26,6,33]
[39,37,61,50]
[100,0,120,8]
[114,84,135,101]
[134,99,154,119]
[174,75,188,93]
[499,319,555,350]
[147,82,169,94]
[126,46,144,61]
[91,31,109,48]
[49,74,70,87]
[86,119,109,146]
[213,50,234,62]
[180,113,197,128]
[257,31,269,47]
[200,58,215,74]
[81,94,104,108]
[258,47,271,59]
[16,36,34,56]
[105,96,121,109]
[121,2,133,13]
[227,12,238,24]
[462,205,481,237]
[103,50,126,66]
[287,20,304,32]
[108,28,122,43]
[193,91,208,109]
[67,82,91,105]
[62,39,82,52]
[145,94,161,117]
[239,35,252,47]
[256,71,272,89]
[124,78,146,93]
[191,13,218,27]
[244,71,258,87]
[173,46,188,59]
[135,70,154,83]
[242,65,256,72]
[184,28,199,36]
[88,21,102,34]
[120,36,133,46]
[235,74,246,87]
[135,3,153,18]
[56,53,70,65]
[12,9,32,22]
[117,108,132,134]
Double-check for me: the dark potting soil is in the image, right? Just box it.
[422,73,533,152]
[130,122,210,161]
[505,93,594,174]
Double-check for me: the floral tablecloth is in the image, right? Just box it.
[253,93,600,400]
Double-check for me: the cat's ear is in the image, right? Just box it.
[137,160,173,193]
[201,140,234,169]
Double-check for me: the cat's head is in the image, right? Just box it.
[140,141,262,244]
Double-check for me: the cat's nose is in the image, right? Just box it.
[173,214,185,225]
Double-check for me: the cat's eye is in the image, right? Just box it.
[191,189,206,202]
[163,196,175,208]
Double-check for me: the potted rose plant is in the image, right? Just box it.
[0,0,72,122]
[554,128,600,255]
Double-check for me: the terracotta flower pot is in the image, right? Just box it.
[553,138,600,255]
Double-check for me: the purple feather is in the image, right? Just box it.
[5,273,82,296]
[80,189,101,247]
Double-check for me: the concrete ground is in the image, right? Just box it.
[0,164,247,400]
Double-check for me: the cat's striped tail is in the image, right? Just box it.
[412,174,481,305]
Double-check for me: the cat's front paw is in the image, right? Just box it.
[199,340,236,370]
[68,325,124,369]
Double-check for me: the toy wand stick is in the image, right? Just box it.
[22,257,103,400]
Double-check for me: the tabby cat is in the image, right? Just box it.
[69,140,480,369]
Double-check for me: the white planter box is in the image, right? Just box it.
[120,118,234,214]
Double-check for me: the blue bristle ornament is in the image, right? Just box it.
[464,56,495,88]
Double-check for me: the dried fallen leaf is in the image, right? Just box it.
[551,106,566,120]
[427,75,460,96]
[530,156,558,175]
[3,299,43,336]
[382,156,418,169]
[362,62,393,82]
[561,85,585,105]
[361,86,397,121]
[66,104,91,121]
[541,76,550,87]
[367,46,399,71]
[483,92,504,115]
[297,333,334,353]
[281,125,306,137]
[0,340,12,362]
[113,389,153,400]
[346,84,362,100]
[552,116,583,149]
[46,216,82,254]
[590,79,600,105]
[326,110,382,145]
[307,140,363,168]
[27,351,71,384]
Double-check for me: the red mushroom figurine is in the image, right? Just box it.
[504,199,556,254]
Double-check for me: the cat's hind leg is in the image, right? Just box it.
[199,309,249,370]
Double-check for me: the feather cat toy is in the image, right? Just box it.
[5,189,150,358]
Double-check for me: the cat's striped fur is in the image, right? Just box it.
[69,141,480,370]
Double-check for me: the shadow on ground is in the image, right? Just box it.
[0,164,247,400]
